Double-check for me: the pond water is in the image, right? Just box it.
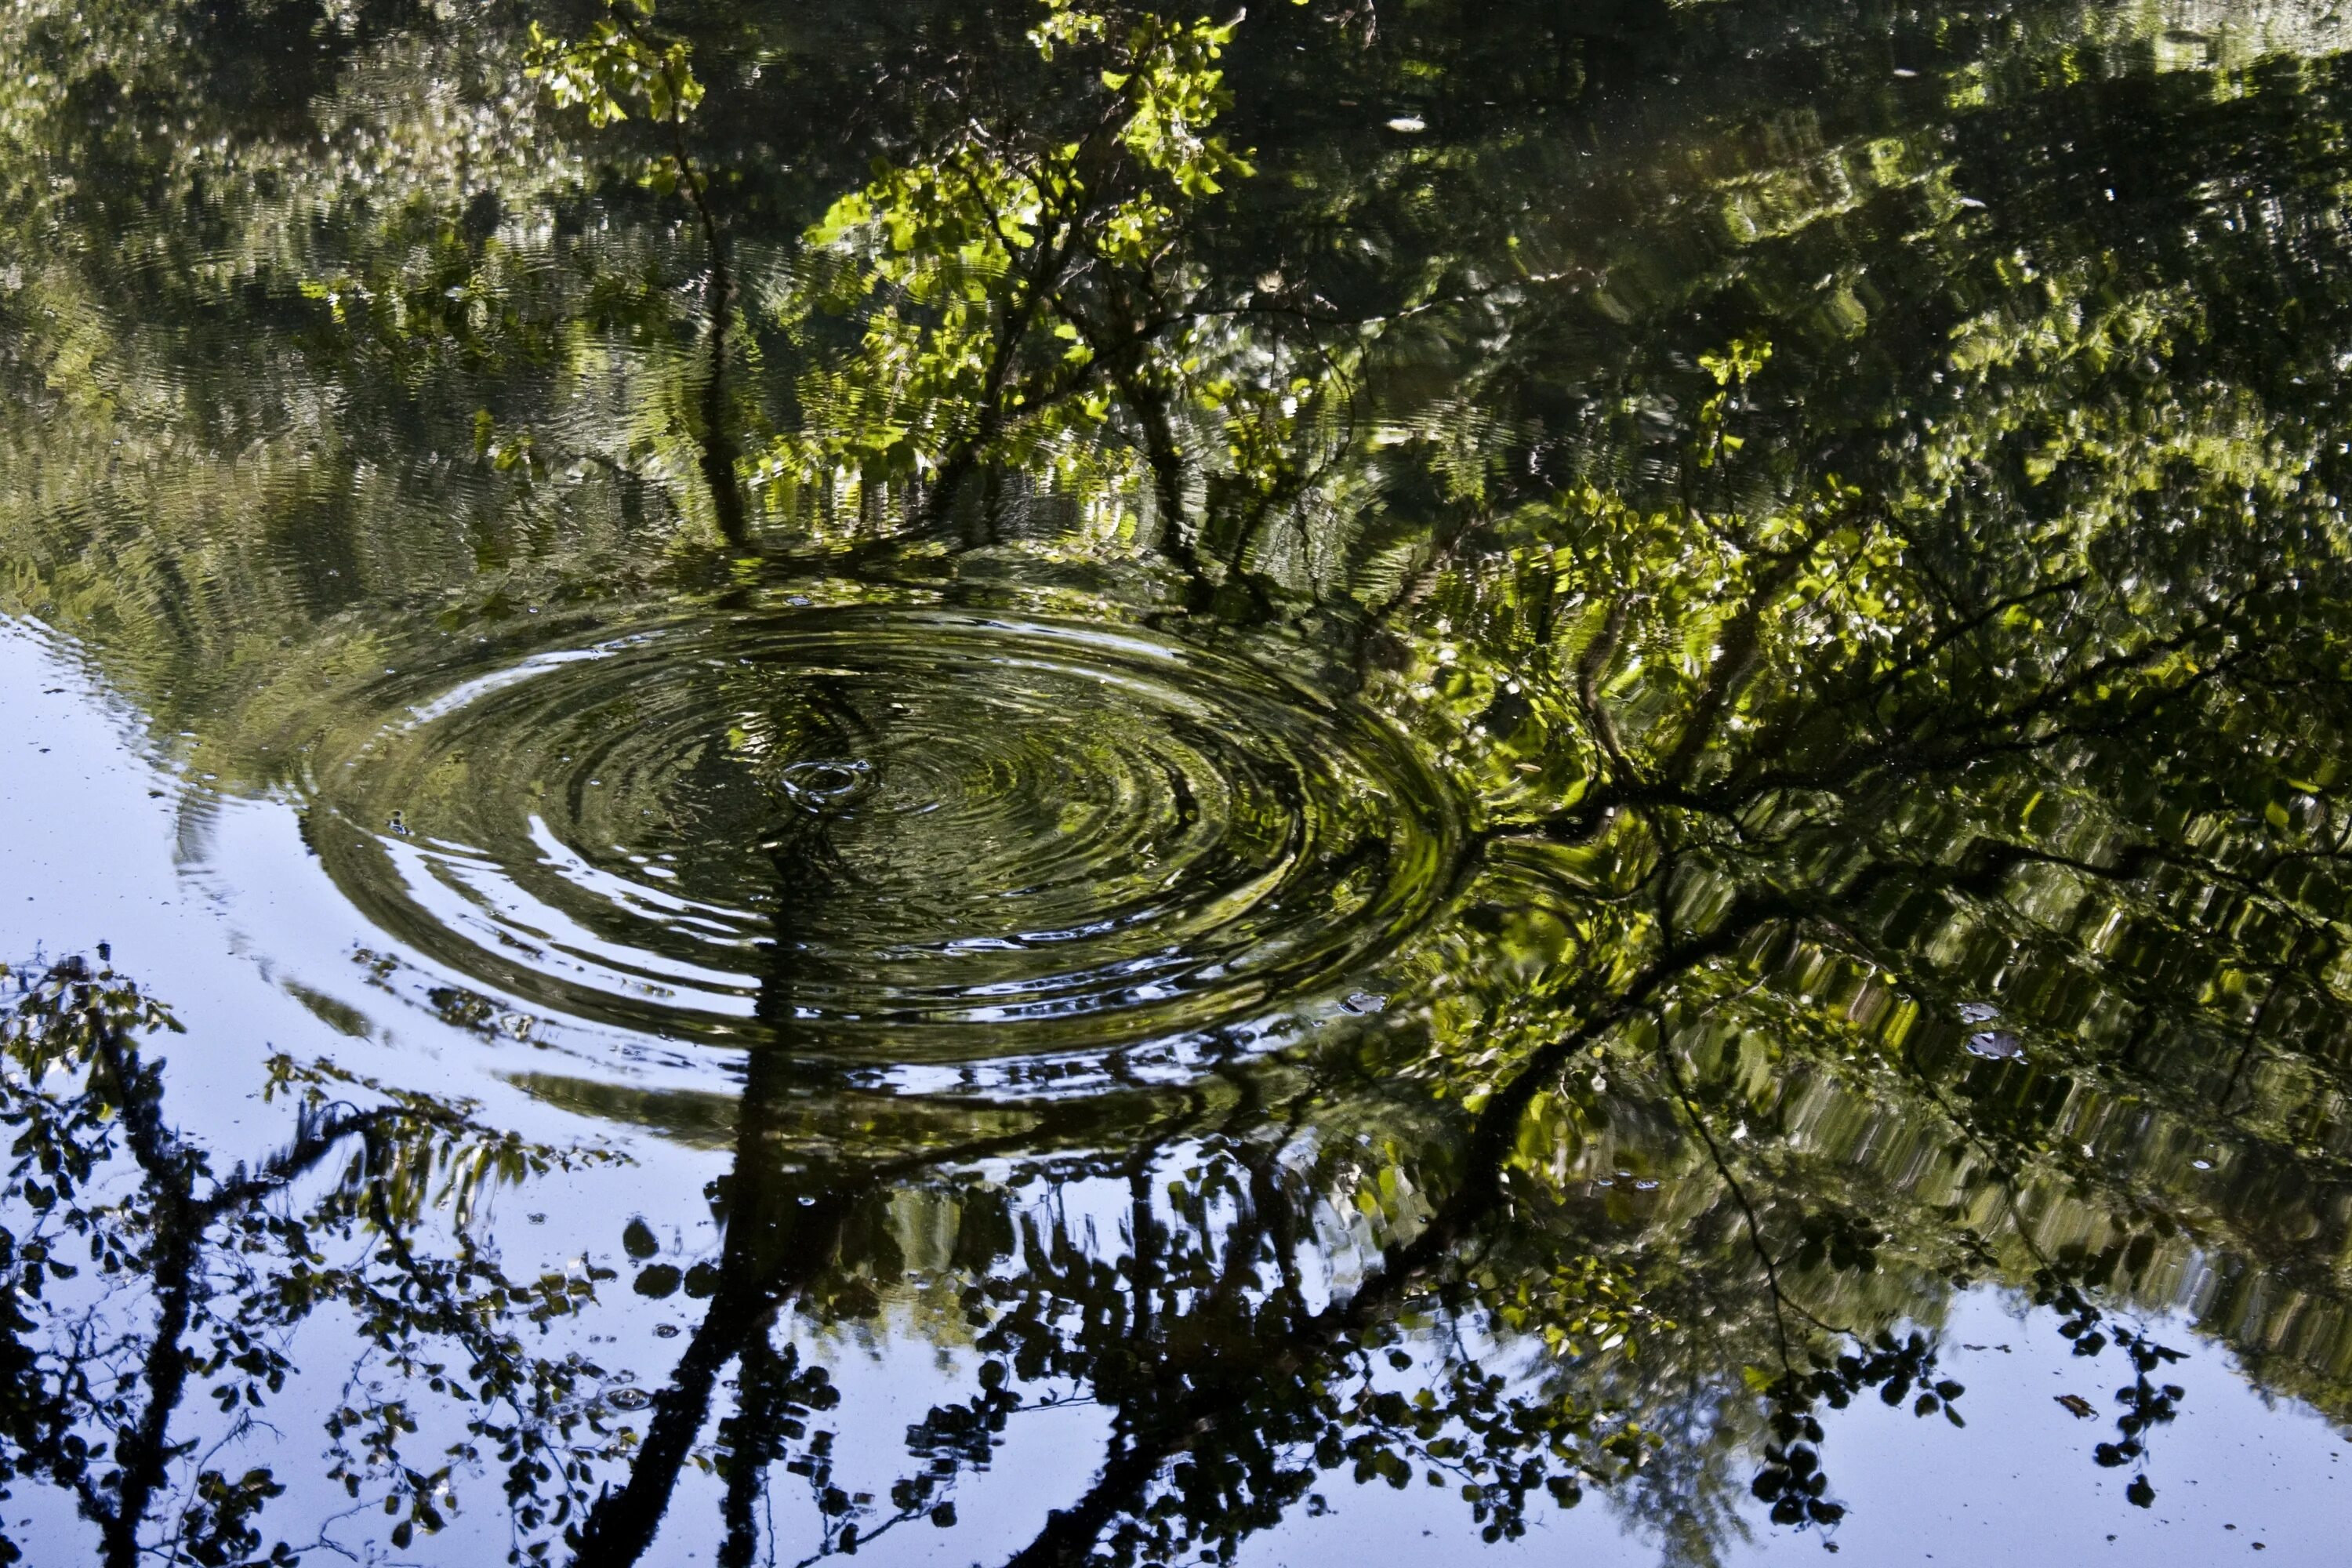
[5,1,2352,1563]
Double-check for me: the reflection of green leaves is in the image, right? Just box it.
[524,4,704,131]
[1693,336,1770,468]
[771,0,1253,528]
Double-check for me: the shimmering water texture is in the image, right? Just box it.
[309,610,1459,1057]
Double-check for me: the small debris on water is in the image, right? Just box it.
[2056,1393,2096,1418]
[1965,1029,2024,1060]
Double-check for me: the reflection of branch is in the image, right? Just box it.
[2220,931,2303,1112]
[1657,552,1806,786]
[357,1157,604,1544]
[1508,585,2263,848]
[1650,1009,1795,1366]
[1000,893,1795,1568]
[198,1098,456,1224]
[1576,594,1633,773]
[614,9,746,549]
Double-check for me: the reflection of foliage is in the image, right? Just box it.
[1746,1333,1961,1528]
[0,959,625,1567]
[527,0,746,546]
[526,2,705,139]
[774,0,1253,548]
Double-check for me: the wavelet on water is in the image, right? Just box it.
[303,605,1464,1064]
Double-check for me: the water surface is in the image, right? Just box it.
[6,0,2352,1563]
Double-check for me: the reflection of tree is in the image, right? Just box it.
[0,956,625,1567]
[777,0,1251,558]
[10,0,2352,1564]
[527,0,748,547]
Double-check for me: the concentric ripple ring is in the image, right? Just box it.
[304,608,1462,1061]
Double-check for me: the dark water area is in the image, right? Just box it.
[7,0,2352,1562]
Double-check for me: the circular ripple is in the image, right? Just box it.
[306,609,1461,1060]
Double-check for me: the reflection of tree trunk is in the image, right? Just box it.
[1118,365,1197,574]
[567,1260,760,1566]
[100,1207,198,1568]
[697,252,749,552]
[569,815,844,1567]
[1063,286,1199,578]
[717,1327,792,1568]
[684,175,748,551]
[569,1074,854,1567]
[85,1013,203,1568]
[622,17,748,551]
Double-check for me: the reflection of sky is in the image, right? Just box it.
[0,612,735,1136]
[0,617,297,1156]
[8,618,2346,1563]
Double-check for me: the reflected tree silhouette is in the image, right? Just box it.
[0,956,627,1566]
